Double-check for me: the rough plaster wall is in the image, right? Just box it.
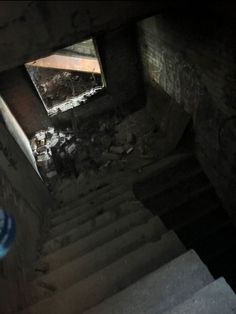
[138,12,236,214]
[0,120,53,213]
[0,66,51,137]
[96,27,145,113]
[0,96,38,173]
[52,26,145,126]
[0,120,53,310]
[0,172,40,313]
[0,1,172,73]
[0,26,144,134]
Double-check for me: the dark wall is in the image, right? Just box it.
[54,26,145,123]
[138,9,236,216]
[0,119,54,312]
[0,26,145,135]
[0,1,173,73]
[97,26,145,113]
[0,171,42,313]
[0,67,52,137]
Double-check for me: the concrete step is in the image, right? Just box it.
[25,231,185,314]
[43,201,148,255]
[37,209,152,272]
[134,157,201,201]
[53,182,130,220]
[143,172,210,216]
[53,152,192,217]
[157,184,212,217]
[49,192,137,237]
[193,221,236,261]
[29,216,167,303]
[162,187,220,230]
[162,278,236,314]
[135,152,194,183]
[206,248,236,292]
[178,206,229,246]
[51,189,135,227]
[84,250,213,314]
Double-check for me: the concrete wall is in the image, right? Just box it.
[0,96,39,172]
[0,172,42,312]
[58,26,145,121]
[0,66,52,137]
[0,119,53,215]
[138,10,236,216]
[0,117,54,311]
[0,26,145,135]
[0,1,175,73]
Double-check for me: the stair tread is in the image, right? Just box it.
[135,159,202,201]
[51,190,135,226]
[84,250,213,314]
[162,187,220,230]
[29,216,167,302]
[54,152,193,216]
[55,182,121,213]
[38,209,152,271]
[163,278,236,314]
[178,206,229,246]
[25,231,185,313]
[144,172,211,216]
[43,200,147,255]
[50,197,141,237]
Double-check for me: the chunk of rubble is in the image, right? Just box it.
[102,152,120,161]
[126,147,134,154]
[126,132,136,144]
[110,146,125,154]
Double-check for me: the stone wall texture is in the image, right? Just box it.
[138,10,236,215]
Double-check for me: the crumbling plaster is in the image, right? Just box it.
[0,1,176,73]
[138,10,236,215]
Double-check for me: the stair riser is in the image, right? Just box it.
[27,232,185,314]
[51,190,134,227]
[43,205,142,255]
[30,218,167,303]
[40,210,152,270]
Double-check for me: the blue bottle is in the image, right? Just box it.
[0,208,16,259]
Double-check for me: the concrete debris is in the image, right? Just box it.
[31,108,161,184]
[102,152,120,161]
[101,135,112,149]
[126,147,134,155]
[110,146,125,155]
[31,127,76,180]
[127,132,136,144]
[66,143,76,155]
[26,66,104,116]
[46,171,57,178]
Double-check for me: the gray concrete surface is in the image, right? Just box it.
[85,250,213,314]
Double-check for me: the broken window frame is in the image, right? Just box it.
[25,38,106,116]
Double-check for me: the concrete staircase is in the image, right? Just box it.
[22,153,236,314]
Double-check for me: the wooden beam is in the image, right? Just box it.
[26,54,101,74]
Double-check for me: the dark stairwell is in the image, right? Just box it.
[0,2,236,314]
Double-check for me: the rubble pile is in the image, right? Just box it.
[31,109,159,182]
[30,127,76,179]
[26,66,103,112]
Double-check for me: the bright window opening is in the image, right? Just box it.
[25,38,105,116]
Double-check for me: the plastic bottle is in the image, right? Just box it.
[0,208,16,259]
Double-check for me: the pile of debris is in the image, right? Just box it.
[30,127,77,180]
[26,66,104,114]
[31,109,159,182]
